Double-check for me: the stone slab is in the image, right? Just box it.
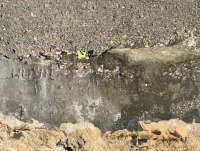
[0,45,200,132]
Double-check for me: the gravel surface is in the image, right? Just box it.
[0,0,200,60]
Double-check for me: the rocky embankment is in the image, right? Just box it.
[0,113,200,151]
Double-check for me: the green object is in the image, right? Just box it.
[77,50,89,59]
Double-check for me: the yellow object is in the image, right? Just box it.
[77,50,89,59]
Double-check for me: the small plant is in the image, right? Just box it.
[77,50,89,59]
